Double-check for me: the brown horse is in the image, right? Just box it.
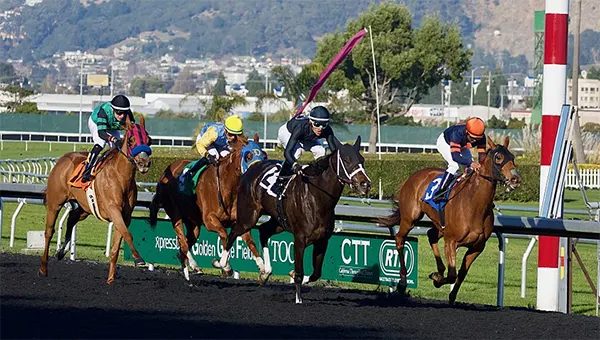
[149,133,267,280]
[222,136,371,303]
[39,117,152,284]
[377,136,520,304]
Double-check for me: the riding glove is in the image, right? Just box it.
[292,162,302,175]
[207,154,218,166]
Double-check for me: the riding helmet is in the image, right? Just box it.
[224,115,244,135]
[466,117,485,138]
[111,95,131,111]
[309,106,331,123]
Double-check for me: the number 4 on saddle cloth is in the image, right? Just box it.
[422,173,465,212]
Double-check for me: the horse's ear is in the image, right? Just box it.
[503,135,510,148]
[486,135,496,150]
[138,115,146,129]
[253,133,259,143]
[353,135,361,151]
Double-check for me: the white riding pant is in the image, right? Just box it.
[436,133,460,175]
[194,133,230,159]
[88,117,120,148]
[277,124,326,160]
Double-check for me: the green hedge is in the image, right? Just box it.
[139,155,540,202]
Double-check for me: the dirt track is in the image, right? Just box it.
[1,252,598,339]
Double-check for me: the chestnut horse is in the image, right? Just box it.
[39,117,153,284]
[149,134,267,280]
[221,136,371,304]
[377,136,520,304]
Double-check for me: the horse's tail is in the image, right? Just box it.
[148,182,163,229]
[376,200,400,227]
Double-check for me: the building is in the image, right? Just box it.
[567,78,600,109]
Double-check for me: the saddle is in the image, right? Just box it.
[68,155,107,190]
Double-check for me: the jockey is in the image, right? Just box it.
[433,116,487,202]
[82,94,135,182]
[180,114,244,185]
[274,105,340,192]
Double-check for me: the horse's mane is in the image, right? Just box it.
[302,152,333,177]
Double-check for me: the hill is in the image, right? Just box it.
[0,0,598,67]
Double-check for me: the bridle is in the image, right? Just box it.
[330,149,370,185]
[478,146,518,189]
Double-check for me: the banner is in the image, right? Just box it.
[294,28,368,116]
[124,218,418,288]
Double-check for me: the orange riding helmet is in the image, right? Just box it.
[466,117,485,139]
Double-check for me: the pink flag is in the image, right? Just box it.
[294,28,367,117]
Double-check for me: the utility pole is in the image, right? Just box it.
[263,73,269,148]
[487,70,492,121]
[78,56,84,143]
[110,61,114,97]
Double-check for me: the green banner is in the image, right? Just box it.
[124,218,418,288]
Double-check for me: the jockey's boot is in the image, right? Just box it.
[432,171,456,203]
[183,157,210,183]
[81,144,103,183]
[273,175,287,197]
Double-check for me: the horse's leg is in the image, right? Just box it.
[427,227,446,288]
[241,232,265,273]
[308,237,329,283]
[185,225,203,274]
[293,237,307,304]
[56,206,89,260]
[393,218,415,295]
[223,205,261,272]
[257,218,281,285]
[449,241,486,304]
[105,210,144,284]
[107,228,123,285]
[204,214,234,276]
[39,201,62,277]
[172,217,191,280]
[438,239,458,287]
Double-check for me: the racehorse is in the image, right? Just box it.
[39,116,153,284]
[221,136,371,303]
[149,133,267,280]
[377,136,520,304]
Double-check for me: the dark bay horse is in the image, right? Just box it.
[149,134,267,280]
[221,136,371,303]
[39,117,152,284]
[377,136,520,304]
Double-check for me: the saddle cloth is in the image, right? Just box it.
[259,163,282,198]
[67,159,108,222]
[178,160,208,195]
[421,173,461,212]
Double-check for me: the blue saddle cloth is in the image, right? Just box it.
[422,174,453,212]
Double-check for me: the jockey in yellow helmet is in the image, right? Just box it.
[180,115,244,186]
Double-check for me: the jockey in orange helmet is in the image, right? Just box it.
[432,117,487,203]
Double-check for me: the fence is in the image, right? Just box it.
[566,168,600,189]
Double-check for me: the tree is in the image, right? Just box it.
[587,67,600,80]
[245,70,265,96]
[313,3,471,152]
[129,77,168,97]
[203,94,247,121]
[213,72,227,95]
[0,62,18,84]
[170,66,196,94]
[487,115,507,129]
[1,86,34,112]
[270,63,324,115]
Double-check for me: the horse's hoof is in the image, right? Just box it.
[258,271,271,286]
[211,259,222,269]
[428,272,444,288]
[288,270,295,278]
[55,251,65,261]
[192,267,204,275]
[106,279,114,285]
[396,282,408,296]
[134,258,146,267]
[221,268,233,278]
[38,270,48,277]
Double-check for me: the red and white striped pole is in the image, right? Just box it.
[537,0,569,312]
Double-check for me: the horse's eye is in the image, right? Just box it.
[344,156,350,163]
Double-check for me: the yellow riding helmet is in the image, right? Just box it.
[224,115,243,135]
